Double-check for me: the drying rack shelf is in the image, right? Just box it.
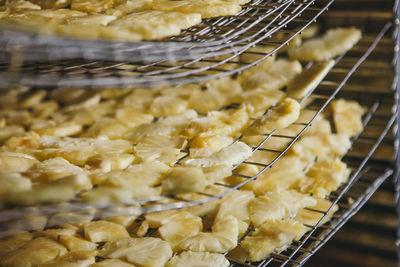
[0,0,333,88]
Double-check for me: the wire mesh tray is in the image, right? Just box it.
[0,21,393,226]
[0,0,332,88]
[0,0,331,64]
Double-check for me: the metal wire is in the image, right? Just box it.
[0,22,393,229]
[0,0,333,88]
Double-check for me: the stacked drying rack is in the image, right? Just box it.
[0,0,398,266]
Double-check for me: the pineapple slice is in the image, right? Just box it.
[184,141,252,168]
[298,158,350,198]
[245,98,301,136]
[0,173,32,196]
[290,133,351,163]
[92,160,169,187]
[34,122,83,137]
[48,209,96,228]
[126,110,197,143]
[38,136,132,165]
[241,59,302,90]
[332,99,366,137]
[59,235,97,252]
[179,215,239,253]
[162,166,206,195]
[66,14,117,26]
[187,87,227,113]
[166,251,229,267]
[100,237,173,267]
[106,0,153,17]
[183,107,248,138]
[152,0,241,18]
[106,214,138,229]
[19,90,47,109]
[287,60,335,99]
[28,0,71,9]
[183,185,226,218]
[241,219,307,262]
[203,165,232,184]
[40,250,96,267]
[0,237,68,266]
[33,100,59,119]
[71,0,116,13]
[84,117,129,139]
[150,95,188,117]
[3,0,41,10]
[288,27,362,61]
[0,152,38,173]
[0,125,25,144]
[249,190,317,227]
[35,228,76,239]
[0,232,33,256]
[134,135,187,165]
[86,153,134,172]
[215,190,254,237]
[189,135,233,158]
[29,157,87,183]
[115,108,154,128]
[91,259,136,267]
[84,220,129,243]
[145,209,183,228]
[81,186,159,203]
[158,211,203,251]
[241,88,285,117]
[296,198,338,226]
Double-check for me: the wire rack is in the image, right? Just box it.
[0,0,333,88]
[0,20,393,227]
[0,0,329,63]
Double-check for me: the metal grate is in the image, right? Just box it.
[0,22,393,233]
[0,0,333,88]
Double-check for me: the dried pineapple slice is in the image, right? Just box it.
[288,27,362,61]
[287,60,335,99]
[71,0,116,13]
[241,59,302,90]
[241,219,307,262]
[152,0,241,18]
[59,235,97,252]
[134,135,187,165]
[0,152,38,173]
[241,88,285,117]
[332,98,366,137]
[3,0,41,10]
[179,215,239,253]
[0,125,25,144]
[183,107,249,138]
[184,141,252,168]
[28,0,71,9]
[187,87,227,113]
[215,190,254,237]
[38,136,132,165]
[19,90,47,109]
[40,250,96,267]
[158,211,203,251]
[166,251,229,267]
[298,158,350,198]
[0,232,33,256]
[84,220,129,243]
[100,237,173,267]
[249,190,316,227]
[34,122,83,137]
[66,14,117,26]
[115,107,154,128]
[0,237,68,266]
[189,135,233,158]
[84,117,129,139]
[106,0,153,17]
[296,198,338,226]
[81,186,159,203]
[91,259,136,267]
[245,98,301,136]
[162,166,207,195]
[86,153,134,172]
[0,173,32,196]
[150,95,188,117]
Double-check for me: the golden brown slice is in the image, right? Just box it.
[249,190,316,227]
[100,237,173,267]
[241,219,307,262]
[71,0,116,13]
[332,98,366,137]
[84,220,130,243]
[287,60,335,99]
[152,0,242,18]
[166,251,230,267]
[289,27,362,61]
[245,98,300,136]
